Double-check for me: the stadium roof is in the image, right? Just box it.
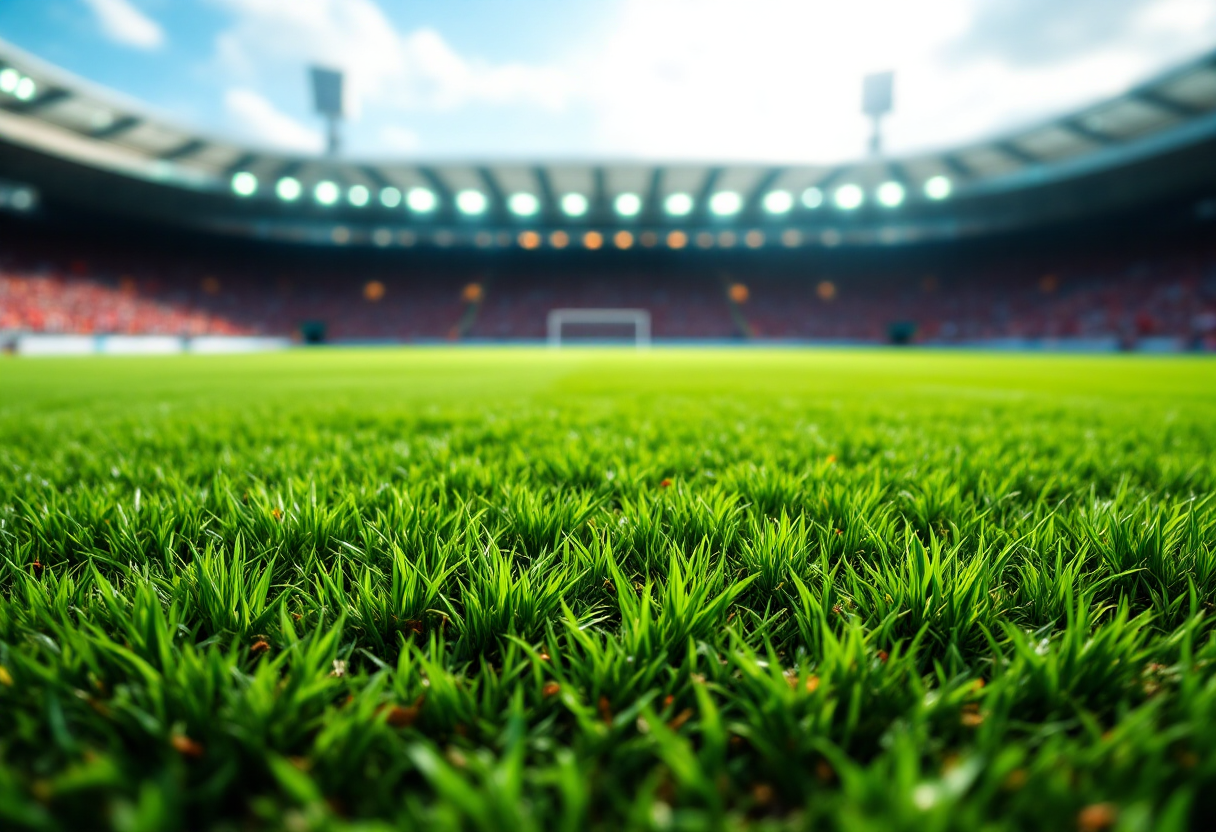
[4,36,1216,248]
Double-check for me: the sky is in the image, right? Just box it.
[2,0,1216,162]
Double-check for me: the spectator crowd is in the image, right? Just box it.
[3,226,1215,349]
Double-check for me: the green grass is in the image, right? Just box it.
[2,348,1215,831]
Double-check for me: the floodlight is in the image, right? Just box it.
[230,172,258,197]
[876,181,905,208]
[664,193,693,216]
[348,185,369,207]
[710,191,742,216]
[862,72,893,117]
[763,190,793,214]
[614,193,642,217]
[561,193,588,217]
[310,66,343,156]
[924,175,952,200]
[456,190,487,216]
[862,71,894,155]
[0,68,18,94]
[833,184,864,210]
[406,187,436,212]
[9,188,34,211]
[14,77,35,101]
[314,181,340,206]
[275,177,302,201]
[508,192,540,217]
[802,187,824,209]
[380,187,402,208]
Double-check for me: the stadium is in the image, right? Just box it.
[2,4,1216,830]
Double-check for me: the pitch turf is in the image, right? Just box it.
[2,348,1215,831]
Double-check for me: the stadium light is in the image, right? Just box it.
[802,187,824,209]
[710,191,742,216]
[509,192,540,217]
[348,185,370,207]
[664,193,693,217]
[457,190,488,216]
[406,187,436,212]
[14,76,35,101]
[615,193,642,218]
[763,190,794,214]
[275,177,302,201]
[8,187,35,211]
[863,71,894,156]
[314,181,340,206]
[310,66,344,156]
[876,181,905,208]
[925,175,952,200]
[561,193,588,217]
[230,172,258,197]
[380,187,402,208]
[833,184,864,210]
[0,68,18,94]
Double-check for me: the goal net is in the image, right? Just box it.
[547,308,651,348]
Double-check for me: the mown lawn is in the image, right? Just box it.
[1,348,1215,831]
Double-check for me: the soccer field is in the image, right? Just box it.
[2,349,1215,831]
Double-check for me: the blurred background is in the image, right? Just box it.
[3,0,1216,353]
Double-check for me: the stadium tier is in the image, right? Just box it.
[4,37,1216,252]
[3,215,1215,348]
[4,38,1216,351]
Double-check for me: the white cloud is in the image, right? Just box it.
[204,0,1216,160]
[1136,0,1216,33]
[570,0,1216,160]
[378,125,421,152]
[572,0,979,160]
[224,88,324,152]
[211,0,572,121]
[83,0,165,50]
[394,28,571,111]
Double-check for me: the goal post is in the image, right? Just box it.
[547,308,651,348]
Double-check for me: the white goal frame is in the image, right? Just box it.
[547,308,651,349]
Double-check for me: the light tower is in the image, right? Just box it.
[862,71,894,157]
[310,66,344,156]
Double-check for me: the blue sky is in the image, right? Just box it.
[2,0,1216,161]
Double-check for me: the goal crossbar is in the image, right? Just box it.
[547,308,651,348]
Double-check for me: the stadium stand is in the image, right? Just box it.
[3,217,1215,349]
[737,245,1216,347]
[4,39,1216,352]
